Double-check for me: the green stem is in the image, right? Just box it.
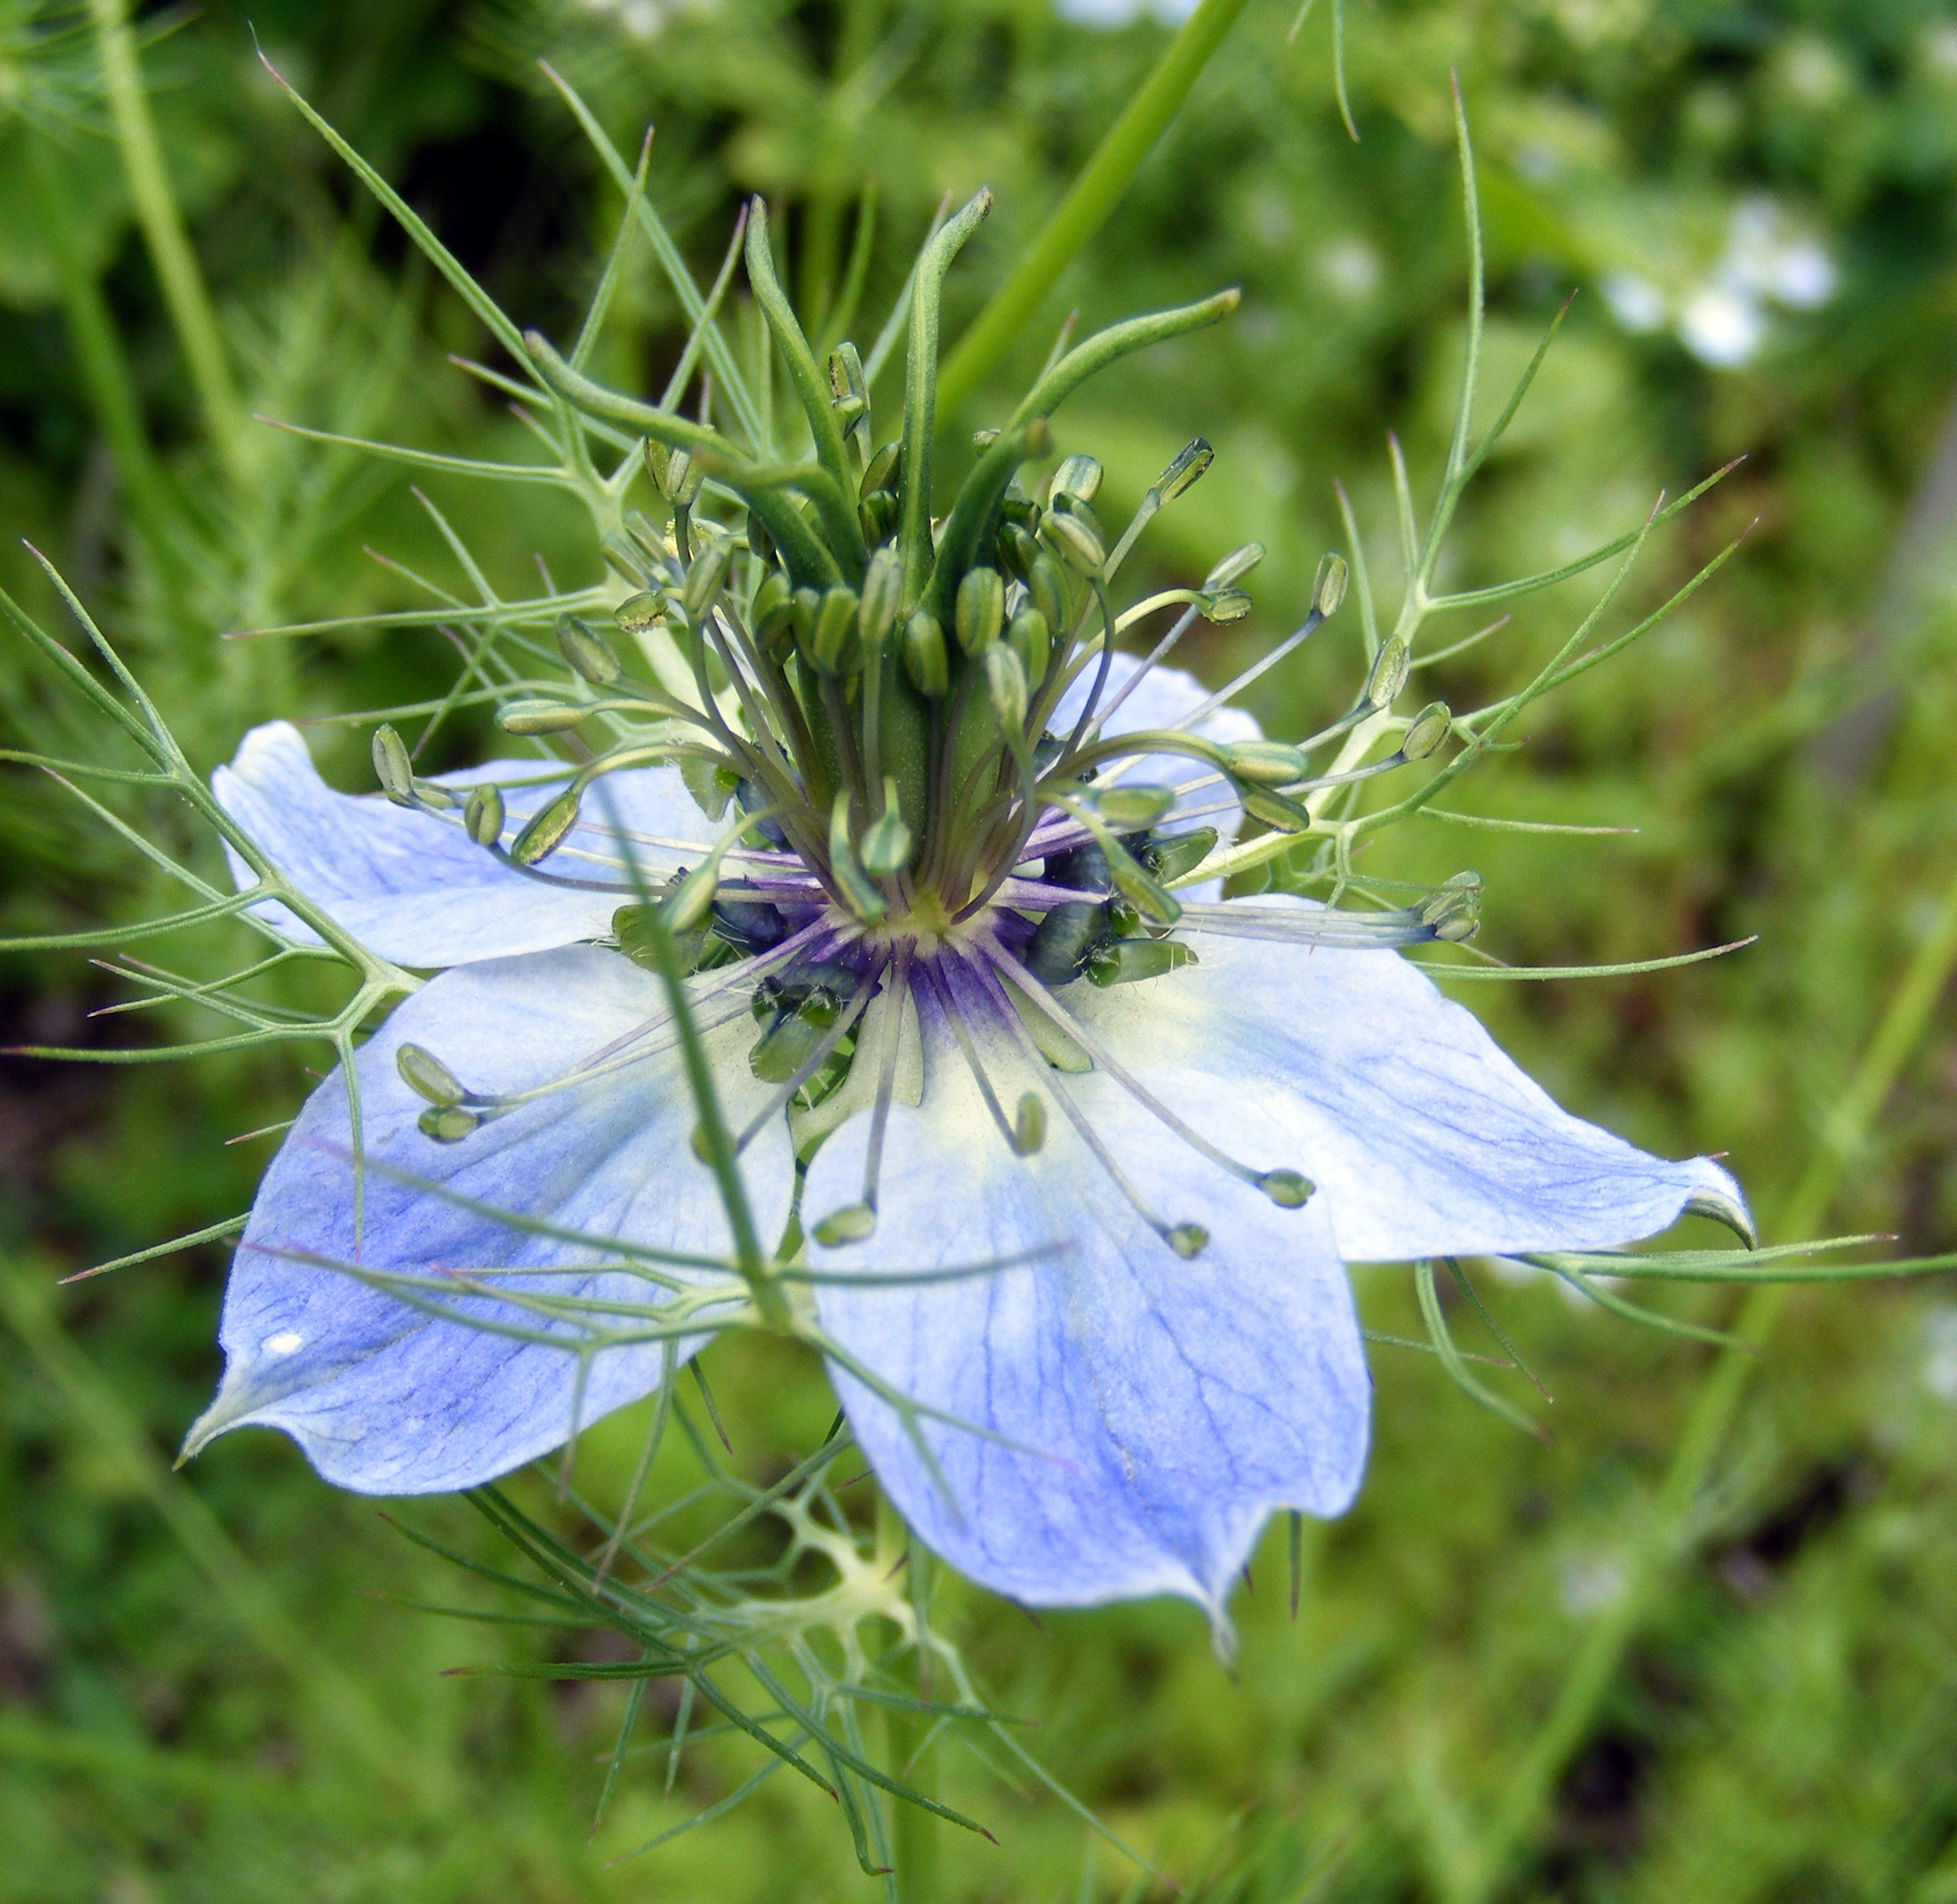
[1461,856,1957,1903]
[90,0,247,480]
[935,0,1256,416]
[876,1493,938,1902]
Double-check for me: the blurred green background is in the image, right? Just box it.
[5,0,1957,1897]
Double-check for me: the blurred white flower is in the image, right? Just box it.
[1678,285,1766,368]
[1057,0,1201,26]
[1924,1305,1957,1404]
[572,0,708,42]
[1600,196,1837,369]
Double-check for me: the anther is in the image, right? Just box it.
[614,591,664,637]
[1313,552,1349,618]
[1050,454,1102,504]
[510,790,581,866]
[813,1203,877,1245]
[903,610,948,698]
[1007,604,1050,683]
[955,566,1005,656]
[1365,634,1409,707]
[1167,1223,1210,1259]
[984,640,1028,731]
[1041,505,1105,575]
[1257,1169,1315,1208]
[1156,438,1213,504]
[498,699,590,735]
[397,1042,467,1107]
[371,724,415,806]
[1222,739,1308,785]
[417,1105,480,1143]
[1013,1091,1046,1156]
[682,536,732,619]
[1086,784,1175,829]
[1401,701,1453,760]
[556,614,621,686]
[464,786,504,846]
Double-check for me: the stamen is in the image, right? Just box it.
[968,951,1209,1256]
[861,942,914,1207]
[809,944,914,1245]
[1172,901,1447,948]
[975,941,1314,1212]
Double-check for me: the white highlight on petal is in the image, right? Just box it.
[262,1332,304,1356]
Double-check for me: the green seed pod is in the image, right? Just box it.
[858,488,898,545]
[1086,937,1198,988]
[902,610,948,699]
[1026,552,1067,631]
[1205,540,1265,589]
[682,538,731,620]
[751,570,794,647]
[510,788,580,866]
[1365,635,1409,708]
[1107,848,1180,926]
[372,724,415,805]
[983,639,1027,732]
[858,545,903,652]
[955,565,1006,657]
[862,440,900,495]
[1156,437,1213,504]
[1041,505,1104,576]
[463,784,504,847]
[1222,739,1307,785]
[1050,454,1102,504]
[1144,826,1218,885]
[615,591,664,637]
[811,586,861,675]
[1401,700,1452,761]
[498,699,590,735]
[1314,552,1350,619]
[556,613,621,686]
[1006,604,1050,683]
[397,1041,466,1106]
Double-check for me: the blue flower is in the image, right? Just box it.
[186,652,1746,1623]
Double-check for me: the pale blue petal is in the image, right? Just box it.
[1074,895,1750,1261]
[213,722,722,966]
[184,946,794,1492]
[805,1001,1368,1616]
